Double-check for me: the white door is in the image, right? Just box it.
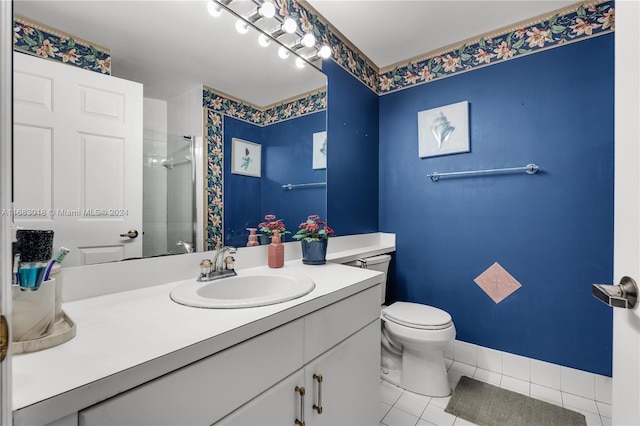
[612,1,640,424]
[12,53,143,267]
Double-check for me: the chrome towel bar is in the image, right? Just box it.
[428,163,539,182]
[282,182,327,190]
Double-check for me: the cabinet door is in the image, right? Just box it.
[305,320,380,426]
[217,370,306,426]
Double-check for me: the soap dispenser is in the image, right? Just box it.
[246,228,259,247]
[268,230,284,268]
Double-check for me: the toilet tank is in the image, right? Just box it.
[344,254,391,304]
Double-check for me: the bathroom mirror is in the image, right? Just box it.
[12,0,328,266]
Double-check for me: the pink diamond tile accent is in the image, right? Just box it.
[474,262,522,303]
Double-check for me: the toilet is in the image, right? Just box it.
[345,254,456,397]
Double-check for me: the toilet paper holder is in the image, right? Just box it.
[592,276,638,309]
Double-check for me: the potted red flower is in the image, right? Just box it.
[258,214,290,244]
[292,215,334,265]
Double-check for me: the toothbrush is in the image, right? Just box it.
[12,253,20,285]
[43,247,70,281]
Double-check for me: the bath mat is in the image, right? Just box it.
[445,376,586,426]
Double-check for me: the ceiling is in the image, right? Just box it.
[14,0,578,105]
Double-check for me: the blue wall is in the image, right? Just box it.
[224,117,263,247]
[262,112,327,240]
[378,35,614,376]
[224,112,326,247]
[325,60,380,236]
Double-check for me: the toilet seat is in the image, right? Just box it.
[382,301,452,330]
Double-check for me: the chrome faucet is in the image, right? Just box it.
[197,246,237,282]
[177,240,194,253]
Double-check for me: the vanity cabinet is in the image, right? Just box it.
[303,319,379,426]
[219,320,379,426]
[78,319,305,425]
[76,284,381,426]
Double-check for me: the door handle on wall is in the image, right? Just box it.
[592,276,638,309]
[119,229,139,239]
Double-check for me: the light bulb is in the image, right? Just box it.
[301,33,316,48]
[283,17,297,34]
[258,1,276,19]
[235,19,249,34]
[278,46,290,59]
[207,0,222,17]
[318,45,331,59]
[258,34,271,47]
[295,57,306,68]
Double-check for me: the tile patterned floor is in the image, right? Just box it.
[379,360,612,426]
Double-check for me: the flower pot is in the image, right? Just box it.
[259,234,271,245]
[301,239,328,265]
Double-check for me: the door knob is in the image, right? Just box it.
[592,276,638,309]
[119,229,139,239]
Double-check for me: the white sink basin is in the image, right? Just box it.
[170,273,316,308]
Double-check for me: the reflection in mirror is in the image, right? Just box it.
[12,0,327,267]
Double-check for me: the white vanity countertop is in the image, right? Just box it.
[11,260,385,425]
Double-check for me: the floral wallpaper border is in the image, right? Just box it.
[205,110,225,251]
[203,87,327,250]
[286,0,613,96]
[376,1,614,94]
[203,86,327,127]
[13,16,111,75]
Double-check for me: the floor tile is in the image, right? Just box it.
[381,381,404,405]
[563,405,603,426]
[454,416,479,425]
[380,401,393,421]
[429,395,451,409]
[420,403,456,426]
[394,392,429,418]
[380,364,605,426]
[382,406,420,426]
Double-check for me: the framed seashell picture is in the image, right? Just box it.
[418,101,469,158]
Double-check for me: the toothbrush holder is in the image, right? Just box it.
[12,278,56,342]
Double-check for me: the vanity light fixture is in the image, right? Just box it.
[289,33,316,52]
[247,1,276,22]
[304,45,332,62]
[295,57,306,68]
[269,18,298,38]
[236,1,276,34]
[278,46,290,59]
[258,33,271,47]
[207,0,233,18]
[258,17,297,47]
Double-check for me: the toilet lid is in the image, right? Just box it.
[382,302,452,330]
